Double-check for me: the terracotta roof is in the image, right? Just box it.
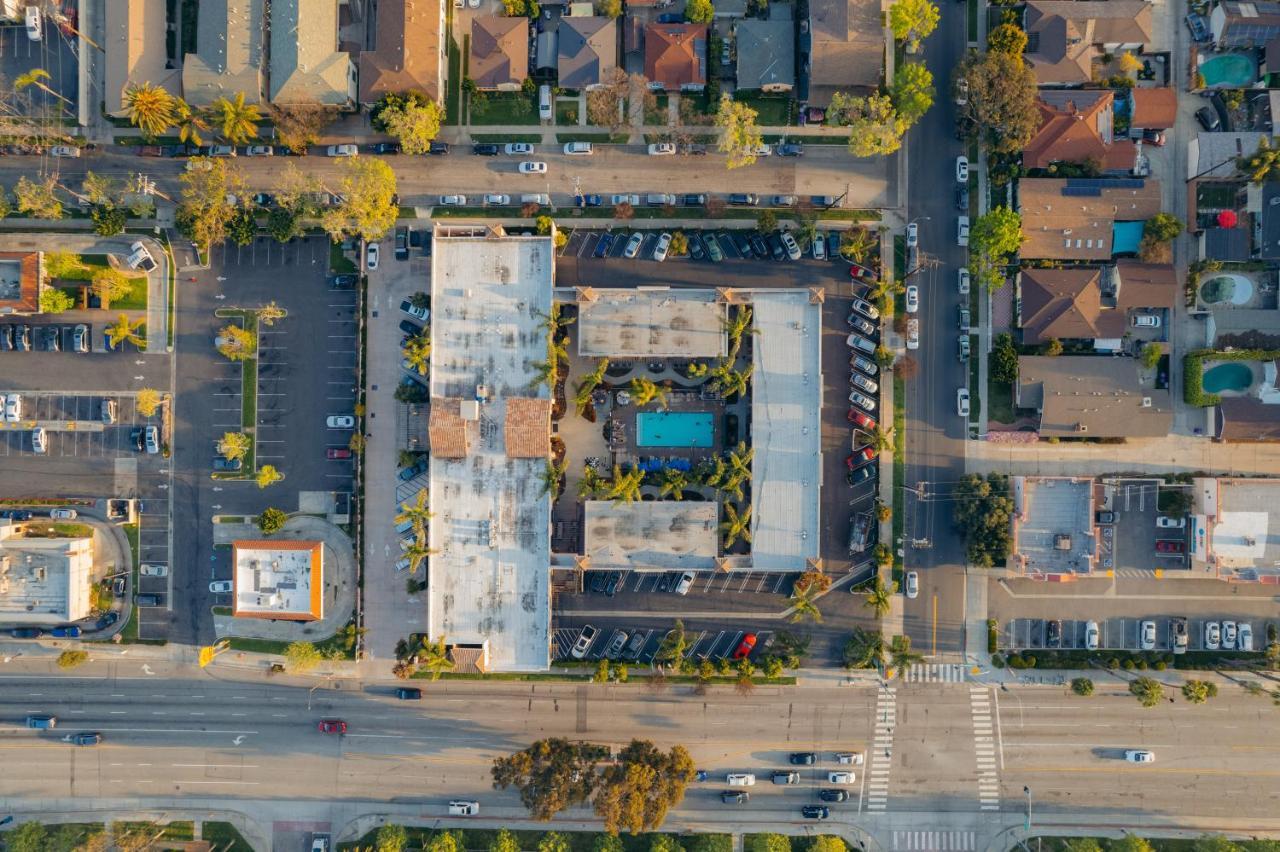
[230,539,324,622]
[1017,355,1172,438]
[558,17,617,89]
[808,0,884,104]
[1024,90,1137,172]
[358,0,444,103]
[0,252,42,315]
[448,645,488,674]
[470,15,529,89]
[644,23,707,90]
[1018,177,1163,260]
[1024,0,1151,84]
[1218,397,1280,441]
[429,398,474,458]
[1018,262,1176,344]
[1130,88,1177,129]
[504,397,552,459]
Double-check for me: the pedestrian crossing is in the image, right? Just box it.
[892,832,977,852]
[865,684,896,812]
[899,663,967,683]
[970,685,1000,811]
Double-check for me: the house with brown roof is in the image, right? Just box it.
[1017,261,1177,345]
[1217,396,1280,441]
[558,16,618,90]
[806,0,886,105]
[1023,0,1152,86]
[182,0,266,107]
[358,0,447,105]
[644,23,707,91]
[1024,90,1138,173]
[1130,88,1177,131]
[1017,355,1173,438]
[471,15,530,90]
[1211,0,1280,48]
[1018,177,1164,260]
[0,251,42,315]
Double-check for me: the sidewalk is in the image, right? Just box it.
[966,433,1280,476]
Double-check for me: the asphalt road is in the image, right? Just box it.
[901,0,971,656]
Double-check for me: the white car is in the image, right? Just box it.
[623,233,644,259]
[1085,620,1100,651]
[1238,622,1254,651]
[652,232,672,262]
[905,285,919,313]
[957,216,970,247]
[813,235,827,260]
[1139,620,1156,650]
[50,146,80,158]
[780,232,801,260]
[518,161,548,174]
[956,156,969,183]
[906,318,919,350]
[5,393,21,422]
[31,427,46,454]
[828,771,855,784]
[834,752,863,765]
[484,194,511,206]
[366,243,379,270]
[209,580,234,594]
[957,267,970,295]
[905,571,918,599]
[848,390,876,412]
[1204,621,1221,650]
[905,222,918,248]
[570,625,598,659]
[438,195,467,206]
[25,5,41,40]
[504,143,534,155]
[126,241,156,272]
[50,508,77,520]
[140,564,168,577]
[1124,750,1155,764]
[750,143,772,157]
[1132,314,1161,328]
[611,194,640,206]
[245,145,274,156]
[726,773,757,786]
[956,388,970,417]
[1222,620,1237,649]
[954,78,969,106]
[1156,516,1185,529]
[563,141,594,156]
[648,142,676,156]
[326,415,355,429]
[326,144,358,157]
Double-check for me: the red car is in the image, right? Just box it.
[326,448,352,460]
[846,448,876,469]
[847,410,877,430]
[318,720,347,734]
[848,263,876,281]
[731,633,757,661]
[1155,540,1184,554]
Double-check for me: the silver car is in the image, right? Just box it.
[851,373,879,395]
[848,390,876,412]
[571,625,598,659]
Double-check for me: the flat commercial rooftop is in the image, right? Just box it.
[231,540,323,621]
[428,226,553,672]
[1208,479,1280,577]
[1012,477,1096,575]
[0,527,92,624]
[575,288,727,358]
[749,290,822,571]
[583,501,718,571]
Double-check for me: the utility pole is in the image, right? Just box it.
[1024,785,1032,832]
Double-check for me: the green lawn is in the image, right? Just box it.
[227,624,355,659]
[120,523,141,643]
[644,93,669,125]
[203,822,254,852]
[987,376,1014,423]
[328,241,356,273]
[342,829,732,852]
[762,133,848,145]
[734,92,795,126]
[892,372,905,571]
[968,343,981,428]
[556,100,579,125]
[471,132,542,143]
[469,92,538,125]
[116,821,194,841]
[554,132,630,143]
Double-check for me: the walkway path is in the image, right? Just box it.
[965,433,1280,477]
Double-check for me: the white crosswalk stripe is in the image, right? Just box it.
[970,685,1000,811]
[865,685,896,812]
[900,663,967,683]
[891,831,977,851]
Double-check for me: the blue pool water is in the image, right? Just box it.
[636,412,715,448]
[1203,363,1254,393]
[1199,53,1258,87]
[1112,221,1144,255]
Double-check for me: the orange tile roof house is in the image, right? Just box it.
[1018,177,1163,260]
[1129,88,1177,130]
[1024,90,1138,173]
[0,252,42,315]
[1023,0,1152,85]
[230,540,325,621]
[1017,261,1177,344]
[358,0,447,105]
[644,23,707,91]
[471,15,530,90]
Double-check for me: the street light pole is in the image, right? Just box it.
[1024,785,1032,832]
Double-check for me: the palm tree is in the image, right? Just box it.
[696,457,728,489]
[842,627,885,670]
[861,425,895,453]
[1239,136,1280,184]
[720,502,752,550]
[657,467,689,500]
[605,465,645,504]
[395,491,433,541]
[726,442,754,478]
[123,82,177,138]
[888,634,924,678]
[713,364,754,399]
[577,465,608,499]
[536,302,577,337]
[529,358,556,390]
[720,468,749,502]
[404,540,435,574]
[629,377,669,409]
[573,357,610,416]
[862,576,897,618]
[839,227,876,262]
[867,273,905,316]
[105,314,146,349]
[404,335,431,376]
[174,98,209,146]
[212,92,261,144]
[789,585,823,623]
[418,635,455,680]
[14,68,71,106]
[540,459,568,497]
[723,305,754,358]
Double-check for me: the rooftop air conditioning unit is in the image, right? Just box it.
[1142,397,1152,407]
[1054,534,1072,550]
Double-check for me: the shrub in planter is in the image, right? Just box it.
[1023,655,1036,668]
[1008,654,1026,669]
[1153,661,1166,671]
[991,653,1006,668]
[1071,677,1094,696]
[1135,659,1147,670]
[1122,659,1135,670]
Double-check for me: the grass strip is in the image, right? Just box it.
[555,132,632,143]
[202,822,254,852]
[469,132,542,143]
[116,822,194,841]
[343,829,732,852]
[120,523,140,643]
[892,373,905,571]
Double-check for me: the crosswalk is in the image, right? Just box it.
[899,663,967,683]
[892,832,977,852]
[970,686,1000,811]
[865,684,896,812]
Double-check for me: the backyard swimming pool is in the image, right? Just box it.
[1203,363,1255,393]
[636,412,715,448]
[1200,274,1254,305]
[1199,53,1258,87]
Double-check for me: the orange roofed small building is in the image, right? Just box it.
[0,251,43,315]
[231,539,324,621]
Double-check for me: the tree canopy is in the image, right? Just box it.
[986,23,1028,54]
[715,95,765,169]
[952,474,1014,567]
[891,62,935,126]
[374,92,445,154]
[889,0,940,50]
[970,206,1023,293]
[956,51,1040,154]
[830,92,908,157]
[491,737,601,821]
[593,739,698,834]
[321,157,399,242]
[685,0,714,22]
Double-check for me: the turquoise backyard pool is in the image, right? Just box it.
[1199,53,1258,87]
[1203,363,1254,393]
[636,412,715,447]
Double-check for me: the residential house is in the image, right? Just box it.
[1217,396,1280,441]
[1018,177,1164,260]
[1211,1,1280,48]
[644,23,707,91]
[182,0,266,107]
[471,15,530,90]
[735,16,796,92]
[0,252,42,315]
[1260,182,1280,260]
[1023,0,1152,86]
[1201,226,1252,262]
[1023,90,1138,173]
[1186,131,1267,227]
[104,0,181,117]
[1129,88,1178,132]
[1017,261,1176,347]
[558,17,618,90]
[1017,356,1173,438]
[358,0,447,106]
[270,0,357,107]
[806,0,885,105]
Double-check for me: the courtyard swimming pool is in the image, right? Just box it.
[1203,362,1255,393]
[636,412,715,448]
[1200,274,1255,305]
[1199,52,1258,87]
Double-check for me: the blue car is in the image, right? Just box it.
[657,12,682,21]
[593,233,615,258]
[398,459,428,481]
[51,626,82,638]
[576,194,602,207]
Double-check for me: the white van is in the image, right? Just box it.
[563,141,594,156]
[25,6,41,41]
[449,801,480,816]
[538,85,552,121]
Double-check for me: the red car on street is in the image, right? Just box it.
[318,720,347,734]
[846,448,876,469]
[731,633,757,660]
[848,263,876,281]
[847,410,877,431]
[326,448,352,460]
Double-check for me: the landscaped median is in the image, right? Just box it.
[211,304,287,487]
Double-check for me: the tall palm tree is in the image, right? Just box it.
[605,465,645,504]
[105,314,146,349]
[540,459,568,497]
[573,357,610,416]
[577,465,608,499]
[862,425,895,453]
[862,576,897,618]
[727,442,754,477]
[720,502,752,550]
[395,491,433,541]
[1238,136,1280,185]
[696,457,728,489]
[404,335,431,376]
[888,635,924,678]
[404,540,435,574]
[529,358,556,390]
[839,227,876,263]
[174,98,209,147]
[123,82,177,139]
[867,273,905,316]
[14,68,71,106]
[789,585,823,623]
[713,365,754,399]
[657,467,689,500]
[536,302,577,337]
[628,377,668,409]
[418,635,455,680]
[212,92,261,144]
[842,627,885,670]
[720,468,749,502]
[723,305,754,358]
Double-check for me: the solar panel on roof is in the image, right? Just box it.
[1061,187,1102,196]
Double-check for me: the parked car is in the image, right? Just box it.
[1195,106,1221,131]
[1204,621,1221,650]
[143,425,159,454]
[563,141,594,155]
[1125,750,1155,764]
[326,448,353,460]
[906,222,918,248]
[438,195,467,206]
[1085,620,1100,650]
[906,285,919,313]
[140,564,168,577]
[1156,516,1185,529]
[245,145,273,156]
[326,415,356,428]
[1046,619,1062,648]
[394,227,409,260]
[472,143,500,155]
[905,571,918,599]
[50,508,77,520]
[648,142,676,156]
[1223,620,1237,649]
[400,299,430,321]
[518,161,548,174]
[1239,622,1254,651]
[369,142,401,154]
[957,388,970,417]
[731,633,757,660]
[623,233,644,258]
[50,626,81,638]
[780,231,801,260]
[848,410,877,430]
[318,720,347,734]
[484,193,510,206]
[594,233,616,258]
[504,143,534,155]
[571,625,598,658]
[828,771,855,784]
[428,142,450,155]
[366,243,379,270]
[721,791,749,804]
[777,142,804,156]
[727,193,758,206]
[209,580,233,593]
[1155,540,1184,554]
[955,155,969,183]
[848,390,876,412]
[851,355,879,377]
[957,216,970,246]
[326,144,358,157]
[957,267,970,294]
[703,232,724,262]
[819,789,849,802]
[851,373,878,395]
[1140,620,1157,650]
[652,232,672,262]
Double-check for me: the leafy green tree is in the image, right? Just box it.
[92,267,135,311]
[991,333,1019,383]
[888,634,924,677]
[374,93,445,154]
[321,157,399,242]
[492,738,601,820]
[7,821,48,852]
[14,174,62,219]
[1193,836,1239,852]
[1181,680,1219,704]
[891,62,934,126]
[749,836,790,852]
[174,98,210,146]
[376,824,408,852]
[268,207,303,243]
[651,836,685,852]
[268,103,333,152]
[256,464,283,488]
[952,473,1015,566]
[1238,136,1280,184]
[428,832,464,852]
[809,839,847,852]
[136,388,163,417]
[593,739,697,834]
[123,81,177,137]
[1071,677,1094,696]
[1143,212,1184,243]
[684,0,714,22]
[689,837,732,852]
[40,288,73,313]
[987,23,1028,54]
[92,204,128,236]
[598,0,622,16]
[284,641,322,673]
[216,324,256,361]
[539,833,571,852]
[105,314,146,349]
[220,431,252,462]
[889,0,939,50]
[594,835,625,852]
[956,51,1040,154]
[1062,841,1103,852]
[715,95,764,169]
[655,619,688,666]
[258,507,288,533]
[228,205,257,246]
[971,206,1023,293]
[1111,835,1155,852]
[1129,676,1164,707]
[211,91,261,144]
[178,157,244,251]
[829,92,907,157]
[418,634,454,678]
[490,829,522,852]
[757,209,778,232]
[720,502,752,549]
[1140,343,1162,370]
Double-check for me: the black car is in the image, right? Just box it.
[767,232,786,261]
[789,752,817,765]
[1096,510,1116,524]
[1046,619,1062,648]
[827,233,841,258]
[399,319,423,336]
[810,195,837,208]
[395,226,410,260]
[428,142,450,155]
[681,194,707,206]
[678,143,708,155]
[473,143,500,156]
[605,572,622,596]
[0,324,11,350]
[818,789,849,803]
[589,572,608,593]
[749,233,769,258]
[395,687,423,700]
[801,805,829,820]
[777,143,804,157]
[593,233,615,258]
[369,142,401,154]
[0,510,33,520]
[96,611,120,630]
[848,466,874,485]
[43,326,60,351]
[955,185,969,212]
[130,427,145,451]
[329,274,358,289]
[688,232,706,260]
[657,572,677,593]
[728,193,758,206]
[721,791,749,804]
[11,627,42,638]
[1195,106,1221,131]
[252,192,275,207]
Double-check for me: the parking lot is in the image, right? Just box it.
[1002,615,1268,652]
[0,391,163,481]
[1101,479,1190,571]
[552,622,775,665]
[0,10,79,112]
